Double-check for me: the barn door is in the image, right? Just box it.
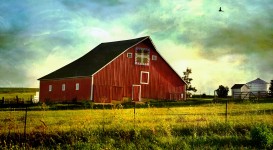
[111,86,123,101]
[132,85,141,101]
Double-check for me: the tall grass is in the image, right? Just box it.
[0,102,273,149]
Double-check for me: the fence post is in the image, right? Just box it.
[134,101,136,129]
[16,95,19,104]
[24,106,28,147]
[225,100,228,122]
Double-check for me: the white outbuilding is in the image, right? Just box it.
[246,78,269,97]
[231,84,250,99]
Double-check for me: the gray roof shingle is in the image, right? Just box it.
[39,36,148,80]
[231,84,247,89]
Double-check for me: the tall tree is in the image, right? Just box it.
[182,68,197,97]
[216,85,229,98]
[269,80,273,98]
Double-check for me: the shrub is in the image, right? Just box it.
[250,123,273,148]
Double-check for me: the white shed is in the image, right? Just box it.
[231,84,250,99]
[246,78,269,96]
[33,92,39,103]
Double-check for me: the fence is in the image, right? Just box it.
[232,91,269,100]
[0,96,34,105]
[0,100,273,148]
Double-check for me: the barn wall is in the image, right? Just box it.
[241,85,250,93]
[40,77,91,102]
[93,39,186,103]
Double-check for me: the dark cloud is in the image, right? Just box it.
[200,17,273,57]
[0,1,86,87]
[195,2,273,78]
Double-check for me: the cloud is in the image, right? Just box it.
[0,0,272,92]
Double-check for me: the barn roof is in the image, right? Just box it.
[231,84,248,89]
[246,78,269,84]
[39,36,149,80]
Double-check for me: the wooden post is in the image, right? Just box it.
[1,97,4,104]
[134,101,136,129]
[24,106,28,147]
[16,95,19,104]
[225,100,228,122]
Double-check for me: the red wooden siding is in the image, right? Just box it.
[93,39,186,103]
[39,77,91,102]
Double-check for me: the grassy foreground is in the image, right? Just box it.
[0,101,273,149]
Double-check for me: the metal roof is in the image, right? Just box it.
[231,84,248,89]
[246,78,269,84]
[39,36,148,80]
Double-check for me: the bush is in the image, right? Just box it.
[250,123,273,148]
[215,85,229,98]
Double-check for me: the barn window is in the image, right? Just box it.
[135,47,150,66]
[49,85,52,92]
[62,84,65,91]
[152,55,157,60]
[76,83,79,91]
[140,71,149,84]
[127,53,132,58]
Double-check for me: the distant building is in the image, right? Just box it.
[231,84,250,99]
[246,78,269,97]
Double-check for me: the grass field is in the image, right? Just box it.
[0,99,273,149]
[0,88,38,103]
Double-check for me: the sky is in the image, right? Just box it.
[0,0,272,95]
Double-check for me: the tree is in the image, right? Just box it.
[216,85,229,98]
[182,68,197,97]
[269,80,273,98]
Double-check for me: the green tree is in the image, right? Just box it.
[216,85,229,98]
[182,68,197,97]
[269,80,273,98]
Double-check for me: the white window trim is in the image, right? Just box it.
[152,55,157,60]
[49,85,52,92]
[76,83,79,91]
[140,71,149,84]
[62,84,65,91]
[132,84,141,101]
[127,53,132,58]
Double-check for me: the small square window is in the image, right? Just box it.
[49,85,52,92]
[62,84,65,91]
[152,55,157,60]
[127,53,132,58]
[76,83,79,91]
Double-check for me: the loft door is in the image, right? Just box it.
[132,85,141,101]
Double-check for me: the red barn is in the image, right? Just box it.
[38,36,187,103]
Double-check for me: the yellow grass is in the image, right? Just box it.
[0,102,272,134]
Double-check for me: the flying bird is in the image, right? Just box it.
[219,7,224,12]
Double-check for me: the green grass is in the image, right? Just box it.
[0,88,38,104]
[0,100,273,149]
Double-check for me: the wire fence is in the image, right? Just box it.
[0,100,273,148]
